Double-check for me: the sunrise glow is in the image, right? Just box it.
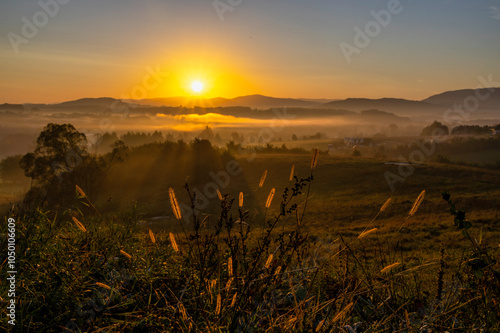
[191,81,204,93]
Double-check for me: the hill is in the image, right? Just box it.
[422,88,500,109]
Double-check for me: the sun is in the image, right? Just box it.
[191,80,204,93]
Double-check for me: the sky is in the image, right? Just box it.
[1,0,499,103]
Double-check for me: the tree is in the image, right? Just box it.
[291,134,298,141]
[20,123,91,208]
[198,126,215,141]
[420,121,449,137]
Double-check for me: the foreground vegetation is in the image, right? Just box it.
[1,124,500,331]
[2,148,500,332]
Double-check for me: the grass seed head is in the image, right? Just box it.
[259,170,267,188]
[289,164,295,181]
[210,279,217,293]
[217,189,223,201]
[228,257,233,276]
[265,253,274,269]
[381,262,400,273]
[169,187,182,220]
[169,232,179,252]
[215,294,222,315]
[72,217,87,232]
[179,302,188,320]
[231,293,238,307]
[120,249,132,259]
[380,197,392,212]
[266,188,275,209]
[409,190,425,217]
[311,148,319,169]
[149,229,156,244]
[75,185,86,197]
[239,192,244,207]
[95,282,111,290]
[358,227,378,239]
[315,319,325,332]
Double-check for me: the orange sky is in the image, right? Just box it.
[1,1,499,103]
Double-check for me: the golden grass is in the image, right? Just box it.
[169,232,179,252]
[239,192,244,208]
[71,217,87,233]
[266,188,275,209]
[265,253,274,269]
[259,170,268,188]
[231,293,238,308]
[217,189,223,201]
[169,187,182,220]
[210,279,217,293]
[75,185,86,197]
[179,302,188,320]
[381,262,400,273]
[289,164,295,181]
[215,294,221,315]
[409,190,425,217]
[120,249,132,259]
[315,319,325,332]
[228,257,233,276]
[149,229,156,244]
[311,148,319,169]
[380,197,392,212]
[358,227,378,239]
[95,282,111,290]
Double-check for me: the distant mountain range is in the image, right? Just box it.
[1,88,498,120]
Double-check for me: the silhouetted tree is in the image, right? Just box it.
[198,126,215,141]
[20,123,92,209]
[421,121,449,136]
[451,125,491,136]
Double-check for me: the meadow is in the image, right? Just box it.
[2,140,500,332]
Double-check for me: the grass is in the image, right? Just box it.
[2,150,500,332]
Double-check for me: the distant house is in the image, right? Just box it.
[343,137,364,147]
[492,125,500,136]
[342,137,374,148]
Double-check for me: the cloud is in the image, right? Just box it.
[489,6,500,20]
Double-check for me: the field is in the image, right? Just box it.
[2,144,500,332]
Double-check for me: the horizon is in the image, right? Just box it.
[1,1,499,104]
[4,85,500,106]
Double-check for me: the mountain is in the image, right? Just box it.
[216,94,319,108]
[56,97,120,107]
[422,88,500,109]
[133,94,319,109]
[8,87,497,120]
[319,98,441,117]
[129,96,229,108]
